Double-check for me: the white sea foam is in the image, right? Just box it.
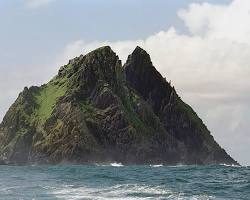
[52,184,174,200]
[219,163,240,168]
[52,184,215,200]
[110,162,124,167]
[167,164,186,168]
[95,162,124,167]
[150,164,163,168]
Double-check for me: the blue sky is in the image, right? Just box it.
[2,0,250,165]
[0,0,231,66]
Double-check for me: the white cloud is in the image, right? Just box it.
[25,0,55,8]
[55,0,250,165]
[178,1,250,43]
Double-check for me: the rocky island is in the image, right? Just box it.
[0,46,238,165]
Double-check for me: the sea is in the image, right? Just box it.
[0,164,249,200]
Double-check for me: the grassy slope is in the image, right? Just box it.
[33,77,68,125]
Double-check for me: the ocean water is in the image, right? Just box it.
[0,164,249,200]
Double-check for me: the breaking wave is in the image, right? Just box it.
[95,162,124,167]
[150,164,163,168]
[52,184,213,200]
[110,162,124,167]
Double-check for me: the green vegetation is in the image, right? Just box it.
[34,78,67,124]
[80,99,95,114]
[119,89,142,128]
[176,97,199,122]
[176,96,212,141]
[0,128,27,154]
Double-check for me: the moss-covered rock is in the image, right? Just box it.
[0,46,238,165]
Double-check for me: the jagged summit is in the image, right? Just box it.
[132,46,151,58]
[126,46,153,70]
[0,46,238,165]
[83,45,116,59]
[124,46,173,114]
[93,45,113,51]
[60,45,120,77]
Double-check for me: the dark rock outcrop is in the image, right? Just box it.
[0,46,238,165]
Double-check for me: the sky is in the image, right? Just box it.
[0,0,249,165]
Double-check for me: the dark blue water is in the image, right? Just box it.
[0,164,249,200]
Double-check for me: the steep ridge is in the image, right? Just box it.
[0,46,238,165]
[124,46,237,165]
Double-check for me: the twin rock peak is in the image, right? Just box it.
[0,46,238,165]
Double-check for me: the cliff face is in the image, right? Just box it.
[0,46,238,165]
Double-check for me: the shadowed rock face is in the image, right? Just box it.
[0,46,238,165]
